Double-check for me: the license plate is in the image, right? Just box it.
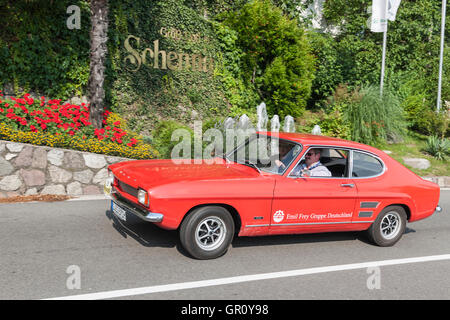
[111,201,127,221]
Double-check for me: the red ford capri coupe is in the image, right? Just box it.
[104,132,441,259]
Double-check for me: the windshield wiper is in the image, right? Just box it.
[237,160,261,174]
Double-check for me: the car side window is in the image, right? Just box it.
[352,151,384,177]
[289,147,349,178]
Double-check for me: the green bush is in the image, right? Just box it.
[424,135,450,161]
[212,21,260,111]
[221,0,316,118]
[151,120,194,159]
[0,0,90,100]
[307,31,344,106]
[343,86,407,145]
[319,0,449,113]
[319,85,356,139]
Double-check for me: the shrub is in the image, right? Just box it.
[0,92,159,159]
[306,31,344,106]
[295,110,322,134]
[151,120,194,159]
[423,135,450,161]
[343,86,407,145]
[222,0,315,118]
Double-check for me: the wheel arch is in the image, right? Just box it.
[180,203,242,235]
[380,203,411,221]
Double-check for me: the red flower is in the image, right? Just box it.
[114,121,120,126]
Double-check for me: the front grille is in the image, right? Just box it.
[117,179,138,198]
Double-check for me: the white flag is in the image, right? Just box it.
[371,0,388,32]
[387,0,401,21]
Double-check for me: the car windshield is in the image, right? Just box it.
[226,134,302,175]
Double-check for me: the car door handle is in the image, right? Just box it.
[340,183,354,188]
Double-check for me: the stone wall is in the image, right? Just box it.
[0,140,131,198]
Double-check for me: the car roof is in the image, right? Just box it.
[257,131,379,153]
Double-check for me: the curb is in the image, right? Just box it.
[421,176,450,188]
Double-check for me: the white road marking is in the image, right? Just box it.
[43,253,450,300]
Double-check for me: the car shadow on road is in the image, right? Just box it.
[106,209,418,256]
[232,231,363,248]
[106,209,178,247]
[106,209,197,257]
[233,226,418,248]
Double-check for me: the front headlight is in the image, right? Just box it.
[137,189,149,207]
[103,170,115,197]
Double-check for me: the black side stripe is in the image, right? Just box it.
[358,211,373,218]
[360,201,379,209]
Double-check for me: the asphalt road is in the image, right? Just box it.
[0,191,449,301]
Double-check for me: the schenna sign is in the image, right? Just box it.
[123,27,215,73]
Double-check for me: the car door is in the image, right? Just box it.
[270,147,358,235]
[350,150,386,224]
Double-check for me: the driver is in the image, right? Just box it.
[274,143,294,172]
[291,148,331,177]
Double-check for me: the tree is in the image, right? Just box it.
[222,0,316,118]
[88,0,109,128]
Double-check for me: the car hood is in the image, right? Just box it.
[109,159,263,190]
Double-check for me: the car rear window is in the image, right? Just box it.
[352,151,384,177]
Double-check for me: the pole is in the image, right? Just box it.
[436,0,447,112]
[380,29,387,96]
[379,0,388,96]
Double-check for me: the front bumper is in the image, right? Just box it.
[111,191,164,223]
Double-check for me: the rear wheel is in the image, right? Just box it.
[180,206,235,259]
[366,206,407,247]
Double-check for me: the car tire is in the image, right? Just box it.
[180,206,235,260]
[366,205,407,247]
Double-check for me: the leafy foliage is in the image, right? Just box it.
[423,135,450,161]
[220,0,316,118]
[151,120,194,159]
[0,0,90,100]
[343,86,407,145]
[318,0,449,109]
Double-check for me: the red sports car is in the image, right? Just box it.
[104,132,442,259]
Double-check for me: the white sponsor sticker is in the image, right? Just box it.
[273,210,285,223]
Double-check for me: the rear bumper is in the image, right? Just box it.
[111,192,163,223]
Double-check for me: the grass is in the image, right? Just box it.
[375,131,449,177]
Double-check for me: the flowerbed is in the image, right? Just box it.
[0,92,159,159]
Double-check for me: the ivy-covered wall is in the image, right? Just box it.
[106,0,231,133]
[0,0,90,99]
[0,0,246,134]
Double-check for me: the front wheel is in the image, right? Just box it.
[180,206,235,260]
[366,206,407,247]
